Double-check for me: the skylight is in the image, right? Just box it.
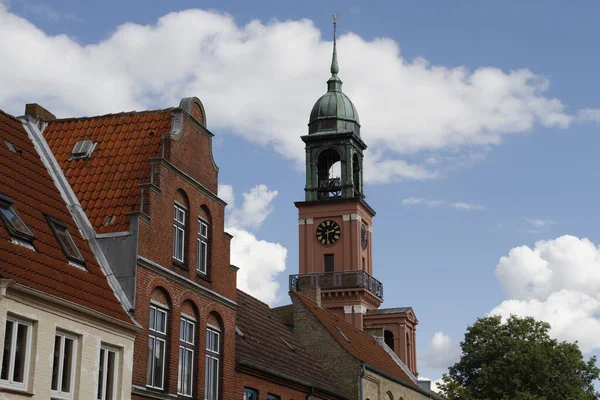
[4,139,21,154]
[70,140,96,159]
[336,326,350,343]
[47,217,85,265]
[280,337,296,351]
[0,195,35,242]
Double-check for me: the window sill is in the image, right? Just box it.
[173,259,187,270]
[0,385,34,397]
[196,271,211,282]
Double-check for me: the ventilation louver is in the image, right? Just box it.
[71,140,96,159]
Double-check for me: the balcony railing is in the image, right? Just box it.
[289,270,384,300]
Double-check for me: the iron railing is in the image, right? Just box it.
[289,270,384,300]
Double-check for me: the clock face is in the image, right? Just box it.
[316,220,341,246]
[361,224,368,249]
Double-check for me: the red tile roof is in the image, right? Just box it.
[236,290,347,397]
[0,110,134,325]
[294,292,420,390]
[43,110,173,233]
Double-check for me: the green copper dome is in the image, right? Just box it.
[308,19,361,136]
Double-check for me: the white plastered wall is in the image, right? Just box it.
[0,289,135,399]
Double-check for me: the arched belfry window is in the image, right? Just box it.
[384,330,395,352]
[352,153,361,197]
[317,148,342,199]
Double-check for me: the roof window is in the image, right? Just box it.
[47,216,85,265]
[70,140,96,160]
[4,139,22,154]
[0,195,35,242]
[336,326,350,343]
[280,337,295,351]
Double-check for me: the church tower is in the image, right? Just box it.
[293,15,383,330]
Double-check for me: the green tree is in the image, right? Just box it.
[439,315,600,400]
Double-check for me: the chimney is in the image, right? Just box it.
[293,276,321,306]
[25,103,56,122]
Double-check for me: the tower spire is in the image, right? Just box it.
[331,13,339,76]
[328,13,342,92]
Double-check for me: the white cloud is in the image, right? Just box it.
[522,217,555,233]
[226,184,278,230]
[0,4,591,182]
[221,183,287,305]
[576,108,600,123]
[228,227,287,306]
[401,197,484,211]
[419,331,461,370]
[490,235,600,353]
[217,184,235,208]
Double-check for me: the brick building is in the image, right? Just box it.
[236,290,349,400]
[0,109,138,398]
[31,97,238,399]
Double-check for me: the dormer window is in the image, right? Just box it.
[0,195,35,242]
[47,217,84,264]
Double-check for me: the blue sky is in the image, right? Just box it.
[4,0,600,386]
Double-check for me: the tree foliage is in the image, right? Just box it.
[438,315,600,400]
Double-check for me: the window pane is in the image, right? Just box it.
[13,322,28,384]
[97,349,105,400]
[156,310,166,334]
[149,307,155,331]
[211,358,219,400]
[205,357,211,399]
[1,320,13,381]
[154,339,164,389]
[184,350,192,395]
[106,350,115,400]
[56,226,83,260]
[61,337,74,393]
[178,347,183,393]
[0,204,33,237]
[146,337,154,386]
[187,323,194,344]
[51,335,61,390]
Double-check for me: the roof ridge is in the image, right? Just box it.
[0,109,21,122]
[236,288,272,308]
[48,107,176,123]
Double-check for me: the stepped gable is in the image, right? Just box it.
[0,110,134,325]
[236,290,347,397]
[43,109,173,233]
[294,292,420,389]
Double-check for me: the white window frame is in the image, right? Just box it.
[177,317,195,397]
[51,331,78,399]
[146,304,168,390]
[0,316,32,391]
[97,344,119,400]
[197,219,209,275]
[205,326,220,400]
[173,204,186,263]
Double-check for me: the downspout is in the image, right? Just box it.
[306,386,314,400]
[359,363,366,400]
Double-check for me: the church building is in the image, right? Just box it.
[291,16,419,377]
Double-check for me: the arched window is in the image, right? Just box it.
[205,313,222,400]
[406,332,412,370]
[147,288,170,390]
[317,148,342,199]
[178,301,198,396]
[173,190,190,265]
[386,391,394,400]
[384,330,395,352]
[352,153,361,197]
[197,206,212,276]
